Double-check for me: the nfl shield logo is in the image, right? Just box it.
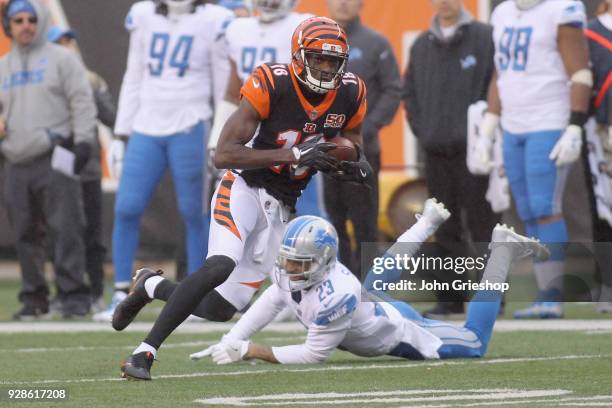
[309,110,318,120]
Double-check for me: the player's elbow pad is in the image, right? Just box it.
[209,100,238,150]
[570,69,593,88]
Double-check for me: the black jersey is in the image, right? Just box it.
[238,63,367,208]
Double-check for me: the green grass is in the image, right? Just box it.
[1,329,612,407]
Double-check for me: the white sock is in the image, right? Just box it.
[534,261,564,292]
[133,342,157,357]
[384,218,435,260]
[144,276,164,299]
[397,217,435,244]
[482,245,514,285]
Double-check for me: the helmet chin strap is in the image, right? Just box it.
[291,61,329,94]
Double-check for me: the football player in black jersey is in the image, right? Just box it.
[115,16,372,380]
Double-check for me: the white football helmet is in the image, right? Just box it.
[274,216,338,292]
[163,0,196,15]
[514,0,545,10]
[252,0,297,23]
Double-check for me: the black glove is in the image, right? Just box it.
[292,135,340,173]
[329,145,373,184]
[73,142,91,174]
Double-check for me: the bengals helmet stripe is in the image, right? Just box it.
[291,16,349,94]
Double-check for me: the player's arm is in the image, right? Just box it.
[114,8,145,137]
[189,285,287,362]
[208,60,242,151]
[214,99,297,169]
[549,21,592,167]
[245,321,348,364]
[558,25,591,116]
[215,68,338,171]
[225,60,242,105]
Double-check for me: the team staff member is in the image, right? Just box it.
[324,0,401,275]
[0,0,96,319]
[402,0,498,318]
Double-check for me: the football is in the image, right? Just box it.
[325,136,358,161]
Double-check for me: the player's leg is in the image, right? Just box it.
[167,121,208,275]
[120,173,261,380]
[423,225,549,358]
[364,198,450,294]
[514,130,567,319]
[94,134,167,321]
[113,266,258,331]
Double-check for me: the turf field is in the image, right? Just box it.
[1,310,612,407]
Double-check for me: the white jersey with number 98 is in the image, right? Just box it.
[491,0,586,134]
[224,12,311,82]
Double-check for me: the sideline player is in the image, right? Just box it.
[93,0,234,322]
[208,0,323,217]
[476,0,591,318]
[116,17,373,380]
[190,199,549,365]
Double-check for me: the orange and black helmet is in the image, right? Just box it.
[290,16,349,94]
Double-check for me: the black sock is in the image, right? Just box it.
[153,279,236,321]
[143,255,235,349]
[153,279,177,301]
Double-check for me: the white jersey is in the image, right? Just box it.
[225,262,442,364]
[114,1,233,136]
[491,0,586,133]
[224,12,311,82]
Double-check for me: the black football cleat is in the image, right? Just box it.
[112,268,163,331]
[120,351,155,381]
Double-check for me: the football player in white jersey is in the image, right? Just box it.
[475,0,591,319]
[190,199,549,365]
[207,0,323,218]
[94,0,233,321]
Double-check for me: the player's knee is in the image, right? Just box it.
[114,192,148,219]
[197,255,236,287]
[196,290,237,322]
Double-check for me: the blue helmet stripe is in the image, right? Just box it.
[283,216,316,248]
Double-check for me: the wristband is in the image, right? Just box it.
[569,111,588,128]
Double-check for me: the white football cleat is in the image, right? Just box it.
[490,223,550,262]
[92,291,127,322]
[417,198,451,229]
